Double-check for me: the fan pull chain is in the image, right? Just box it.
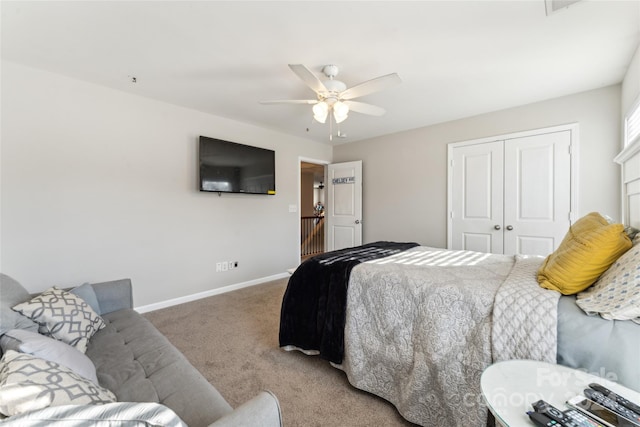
[329,115,333,141]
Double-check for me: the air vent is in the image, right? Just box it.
[545,0,582,15]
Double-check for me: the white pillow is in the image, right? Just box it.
[0,329,98,383]
[576,237,640,323]
[0,350,115,416]
[12,287,105,353]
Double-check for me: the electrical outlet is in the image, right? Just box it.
[221,261,228,271]
[216,262,222,272]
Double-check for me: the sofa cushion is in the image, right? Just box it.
[12,287,106,353]
[0,350,115,416]
[0,329,98,383]
[0,274,39,337]
[87,309,233,427]
[0,402,187,426]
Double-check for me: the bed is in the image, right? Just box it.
[280,241,639,426]
[280,148,640,427]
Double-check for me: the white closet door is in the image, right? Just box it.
[503,131,571,256]
[451,140,504,253]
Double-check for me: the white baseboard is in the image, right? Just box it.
[134,272,289,313]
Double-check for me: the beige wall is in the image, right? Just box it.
[1,61,332,306]
[2,55,634,305]
[333,85,622,248]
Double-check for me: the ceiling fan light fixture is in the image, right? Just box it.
[262,64,401,140]
[312,101,329,123]
[333,101,349,124]
[334,114,348,124]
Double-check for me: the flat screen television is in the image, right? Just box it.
[199,136,276,195]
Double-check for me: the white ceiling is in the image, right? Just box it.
[2,1,639,145]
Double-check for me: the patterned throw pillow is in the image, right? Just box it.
[2,402,187,426]
[12,287,105,353]
[576,237,640,323]
[0,350,116,417]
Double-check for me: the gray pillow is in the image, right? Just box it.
[0,274,39,336]
[0,329,98,383]
[70,283,101,314]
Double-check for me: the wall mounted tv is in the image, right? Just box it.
[199,136,276,195]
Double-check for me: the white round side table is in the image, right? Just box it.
[481,360,640,427]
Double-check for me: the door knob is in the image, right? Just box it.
[506,225,514,231]
[355,220,361,224]
[494,225,501,230]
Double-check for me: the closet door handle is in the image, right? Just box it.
[506,225,514,231]
[494,225,501,230]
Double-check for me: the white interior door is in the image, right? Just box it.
[327,161,362,251]
[450,141,504,253]
[503,131,572,256]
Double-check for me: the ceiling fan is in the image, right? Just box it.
[260,64,401,131]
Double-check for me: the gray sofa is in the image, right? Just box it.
[0,274,283,426]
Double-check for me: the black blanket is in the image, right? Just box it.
[279,241,419,364]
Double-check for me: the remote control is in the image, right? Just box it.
[528,410,563,426]
[532,400,602,427]
[590,384,640,415]
[584,389,640,424]
[568,395,640,427]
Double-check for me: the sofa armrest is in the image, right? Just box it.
[208,391,282,427]
[89,279,133,315]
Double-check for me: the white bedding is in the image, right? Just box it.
[336,247,560,426]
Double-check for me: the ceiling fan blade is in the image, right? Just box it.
[288,64,328,94]
[340,73,401,100]
[259,99,318,105]
[343,101,386,116]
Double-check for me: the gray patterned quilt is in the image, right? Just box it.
[336,247,560,427]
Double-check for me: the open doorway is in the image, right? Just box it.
[300,161,327,261]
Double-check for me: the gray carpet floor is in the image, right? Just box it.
[144,278,417,427]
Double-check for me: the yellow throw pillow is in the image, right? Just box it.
[537,212,632,295]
